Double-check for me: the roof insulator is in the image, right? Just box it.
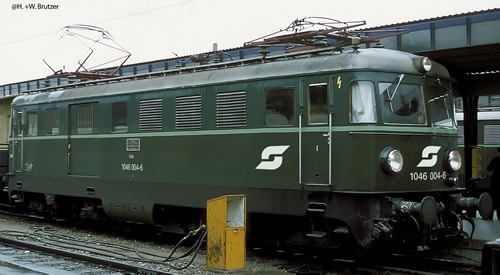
[313,35,328,48]
[191,54,210,65]
[258,45,270,58]
[351,37,361,53]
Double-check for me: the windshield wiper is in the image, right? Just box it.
[429,78,452,127]
[385,74,405,112]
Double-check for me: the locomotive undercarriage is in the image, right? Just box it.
[0,179,493,254]
[6,189,106,222]
[370,192,492,251]
[292,191,493,252]
[2,187,206,236]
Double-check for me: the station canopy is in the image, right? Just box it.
[363,8,500,96]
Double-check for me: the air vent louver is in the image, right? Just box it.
[176,95,202,130]
[216,91,246,128]
[139,98,163,131]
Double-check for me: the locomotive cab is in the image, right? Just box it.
[335,55,493,250]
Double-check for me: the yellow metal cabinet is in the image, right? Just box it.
[471,146,484,179]
[206,195,246,270]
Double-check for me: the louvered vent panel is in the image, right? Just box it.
[216,91,246,128]
[176,95,202,130]
[139,98,163,131]
[484,125,500,145]
[457,125,464,145]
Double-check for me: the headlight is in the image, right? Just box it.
[446,150,462,172]
[380,147,403,174]
[421,57,432,72]
[414,56,432,73]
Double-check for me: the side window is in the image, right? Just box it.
[16,112,22,136]
[265,87,295,126]
[46,109,59,135]
[27,112,38,136]
[111,102,128,132]
[77,105,93,134]
[350,81,377,123]
[308,84,328,124]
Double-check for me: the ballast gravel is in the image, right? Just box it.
[0,212,293,275]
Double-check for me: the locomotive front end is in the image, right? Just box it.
[361,56,493,249]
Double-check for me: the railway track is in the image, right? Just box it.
[0,209,485,275]
[0,209,210,274]
[0,222,203,274]
[0,235,178,275]
[355,253,481,274]
[0,243,125,274]
[0,232,484,275]
[249,244,483,275]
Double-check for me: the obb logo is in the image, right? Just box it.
[417,146,441,168]
[255,145,290,170]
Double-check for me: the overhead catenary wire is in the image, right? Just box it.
[0,0,194,48]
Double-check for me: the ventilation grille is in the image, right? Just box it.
[139,98,163,131]
[457,125,464,145]
[176,95,201,130]
[484,125,500,145]
[216,91,246,128]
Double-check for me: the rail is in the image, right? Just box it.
[0,235,178,275]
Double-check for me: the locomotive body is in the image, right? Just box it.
[3,47,490,249]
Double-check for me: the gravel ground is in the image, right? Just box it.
[0,212,294,275]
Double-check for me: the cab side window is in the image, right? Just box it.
[27,112,38,136]
[16,112,22,136]
[265,87,295,126]
[350,81,377,123]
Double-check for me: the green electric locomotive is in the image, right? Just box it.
[4,44,491,250]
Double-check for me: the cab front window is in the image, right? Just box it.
[379,78,426,125]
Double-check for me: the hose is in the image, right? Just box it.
[446,211,462,238]
[166,230,207,270]
[461,212,475,244]
[164,224,206,262]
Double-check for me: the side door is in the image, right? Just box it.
[299,80,332,186]
[68,103,98,176]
